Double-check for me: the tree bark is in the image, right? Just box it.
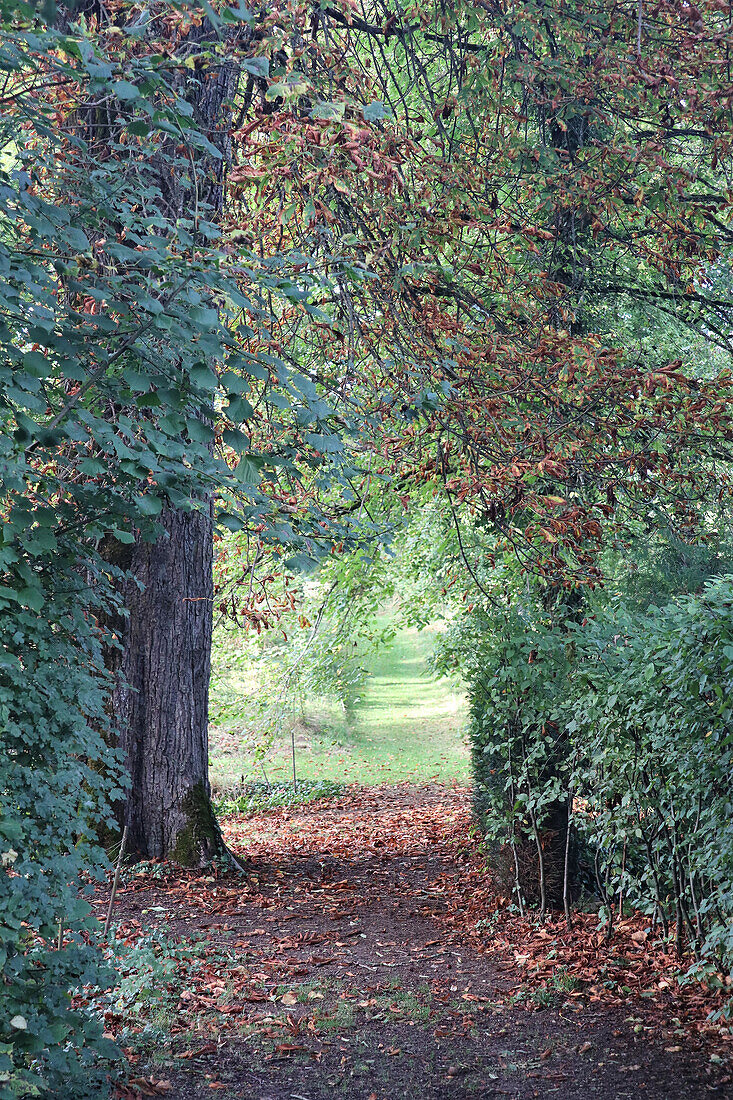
[111,505,221,863]
[106,30,240,864]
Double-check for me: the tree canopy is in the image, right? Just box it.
[4,0,733,1094]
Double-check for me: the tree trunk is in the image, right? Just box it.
[106,32,239,864]
[110,505,222,863]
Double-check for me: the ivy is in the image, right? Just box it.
[0,2,361,1093]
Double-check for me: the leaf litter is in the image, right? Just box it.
[102,784,733,1098]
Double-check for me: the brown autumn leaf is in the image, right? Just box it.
[128,1079,171,1096]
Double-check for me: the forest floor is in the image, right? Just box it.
[105,785,733,1100]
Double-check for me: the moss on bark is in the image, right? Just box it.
[170,782,224,867]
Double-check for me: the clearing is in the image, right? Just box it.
[209,623,469,792]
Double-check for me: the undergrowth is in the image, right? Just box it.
[214,779,345,815]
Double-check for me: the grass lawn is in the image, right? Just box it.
[209,622,469,792]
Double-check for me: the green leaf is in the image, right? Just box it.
[18,586,44,612]
[234,455,262,485]
[310,100,345,121]
[242,56,269,78]
[190,364,218,391]
[226,396,254,421]
[110,528,136,544]
[265,82,288,101]
[123,369,152,392]
[126,119,152,137]
[112,80,140,101]
[22,351,49,377]
[284,551,318,573]
[135,494,163,516]
[363,100,391,121]
[186,418,215,443]
[221,370,249,395]
[222,427,249,451]
[218,511,245,531]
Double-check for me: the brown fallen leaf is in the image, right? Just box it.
[128,1079,172,1096]
[174,1043,217,1060]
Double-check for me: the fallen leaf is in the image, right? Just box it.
[128,1079,172,1096]
[174,1043,217,1060]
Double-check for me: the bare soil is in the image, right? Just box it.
[106,785,733,1099]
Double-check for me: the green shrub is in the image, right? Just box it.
[0,568,124,1098]
[566,578,733,995]
[456,571,733,999]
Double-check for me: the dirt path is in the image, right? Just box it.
[110,786,732,1099]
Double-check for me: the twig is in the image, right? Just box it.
[563,788,573,929]
[104,824,128,937]
[223,842,247,874]
[291,722,298,794]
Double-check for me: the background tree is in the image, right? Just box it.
[231,0,733,904]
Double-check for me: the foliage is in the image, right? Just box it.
[6,0,733,1086]
[603,526,733,611]
[0,573,122,1099]
[236,0,733,581]
[211,543,396,743]
[209,613,468,791]
[0,1,360,1092]
[566,579,733,1000]
[0,0,233,1080]
[102,931,199,1022]
[209,509,472,790]
[445,551,733,996]
[434,566,577,912]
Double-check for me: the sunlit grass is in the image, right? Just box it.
[209,621,470,792]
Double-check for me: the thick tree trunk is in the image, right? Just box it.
[111,505,222,864]
[106,36,239,864]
